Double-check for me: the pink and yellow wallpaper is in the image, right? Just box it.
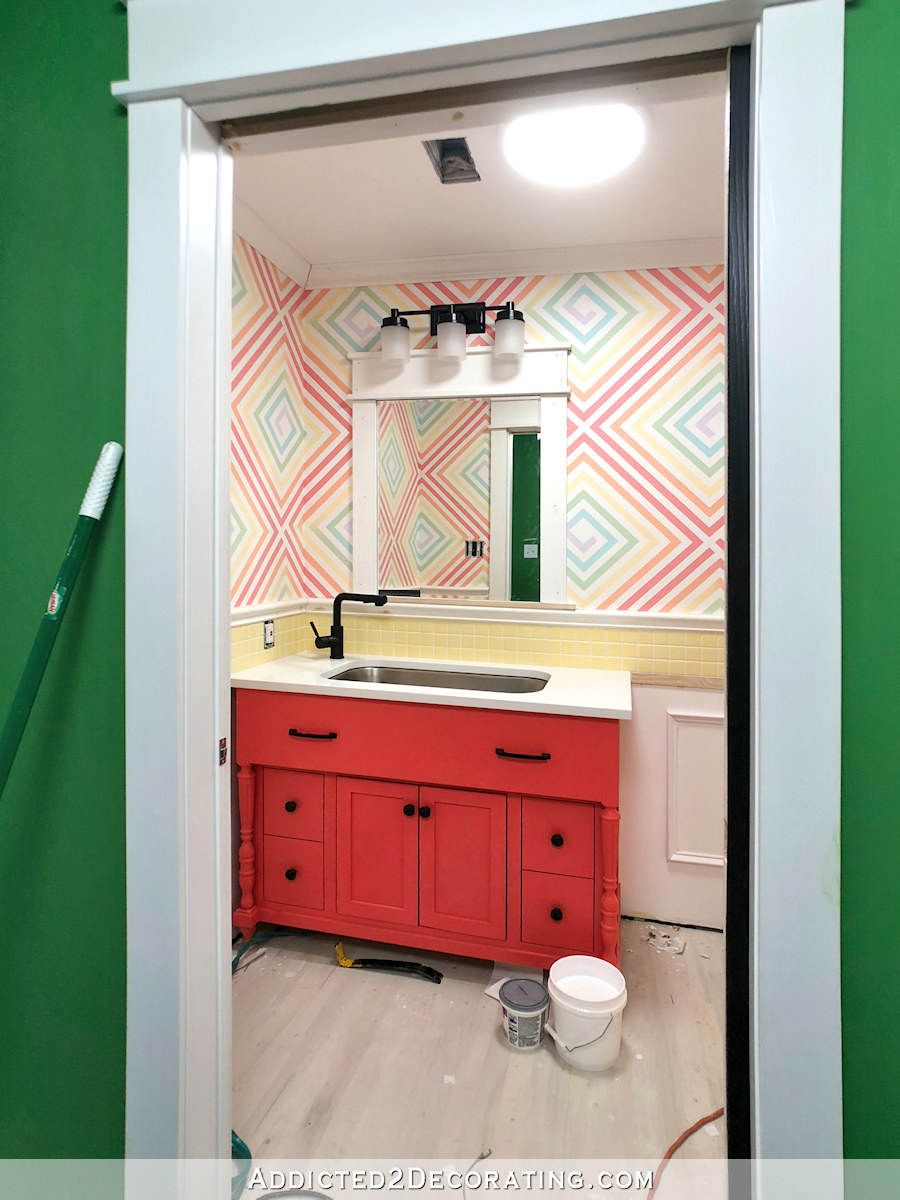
[232,235,724,614]
[378,398,490,592]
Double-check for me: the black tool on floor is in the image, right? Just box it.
[335,941,443,984]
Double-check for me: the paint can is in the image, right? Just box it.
[498,977,549,1051]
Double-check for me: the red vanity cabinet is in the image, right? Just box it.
[233,688,621,969]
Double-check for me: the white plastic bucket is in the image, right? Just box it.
[499,978,549,1051]
[546,955,627,1071]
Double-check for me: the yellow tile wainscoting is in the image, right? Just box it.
[231,612,725,679]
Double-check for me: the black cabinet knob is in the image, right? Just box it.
[550,907,563,922]
[284,801,297,813]
[403,803,416,816]
[285,868,297,881]
[419,805,432,819]
[550,833,564,847]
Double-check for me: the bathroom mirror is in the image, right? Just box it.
[376,397,492,599]
[349,346,570,604]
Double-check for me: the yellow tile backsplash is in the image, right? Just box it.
[231,610,725,679]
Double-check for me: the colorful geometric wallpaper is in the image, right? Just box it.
[231,237,350,606]
[378,398,490,592]
[232,235,724,614]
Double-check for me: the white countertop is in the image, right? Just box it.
[232,652,631,720]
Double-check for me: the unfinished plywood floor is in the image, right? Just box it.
[232,920,725,1161]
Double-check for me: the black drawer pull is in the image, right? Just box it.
[284,801,297,813]
[550,907,563,922]
[288,728,338,740]
[285,868,297,881]
[495,748,551,761]
[550,834,564,847]
[419,805,432,819]
[403,803,416,817]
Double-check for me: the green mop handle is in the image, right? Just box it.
[0,442,123,800]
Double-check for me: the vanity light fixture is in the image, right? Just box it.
[379,301,525,364]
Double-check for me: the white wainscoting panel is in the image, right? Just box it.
[619,685,725,929]
[666,711,725,867]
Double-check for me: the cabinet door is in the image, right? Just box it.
[418,786,507,941]
[336,777,419,927]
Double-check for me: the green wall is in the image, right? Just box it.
[841,0,900,1161]
[0,4,128,1157]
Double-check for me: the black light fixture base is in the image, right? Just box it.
[429,303,486,336]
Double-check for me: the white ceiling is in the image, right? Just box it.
[233,72,727,286]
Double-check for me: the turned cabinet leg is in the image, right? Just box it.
[235,764,258,930]
[599,807,621,968]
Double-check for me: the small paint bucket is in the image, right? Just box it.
[499,977,549,1051]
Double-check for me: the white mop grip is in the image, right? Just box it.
[79,442,124,520]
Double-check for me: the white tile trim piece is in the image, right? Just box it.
[231,597,725,631]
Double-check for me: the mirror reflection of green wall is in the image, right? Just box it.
[377,398,491,596]
[510,432,541,602]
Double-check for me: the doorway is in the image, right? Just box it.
[119,0,844,1180]
[227,51,735,1173]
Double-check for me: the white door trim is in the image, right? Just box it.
[751,0,844,1172]
[121,0,844,1186]
[123,98,233,1166]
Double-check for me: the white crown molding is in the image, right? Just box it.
[233,197,312,287]
[230,599,307,626]
[306,237,725,289]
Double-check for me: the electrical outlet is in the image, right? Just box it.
[263,619,275,649]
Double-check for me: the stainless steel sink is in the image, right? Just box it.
[327,664,548,693]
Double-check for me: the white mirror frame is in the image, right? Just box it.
[349,345,569,603]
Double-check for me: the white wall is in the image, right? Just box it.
[619,684,725,929]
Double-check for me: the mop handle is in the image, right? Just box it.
[0,442,123,801]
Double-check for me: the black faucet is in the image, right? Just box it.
[310,592,387,659]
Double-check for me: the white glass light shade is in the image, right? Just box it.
[502,103,645,187]
[437,318,467,361]
[494,317,525,360]
[381,322,410,364]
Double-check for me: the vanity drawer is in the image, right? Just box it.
[262,835,324,910]
[236,689,618,804]
[522,797,595,878]
[262,768,324,841]
[521,870,594,953]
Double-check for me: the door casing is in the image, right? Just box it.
[118,0,845,1193]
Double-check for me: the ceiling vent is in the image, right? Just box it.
[422,137,481,184]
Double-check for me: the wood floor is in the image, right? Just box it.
[232,919,725,1163]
